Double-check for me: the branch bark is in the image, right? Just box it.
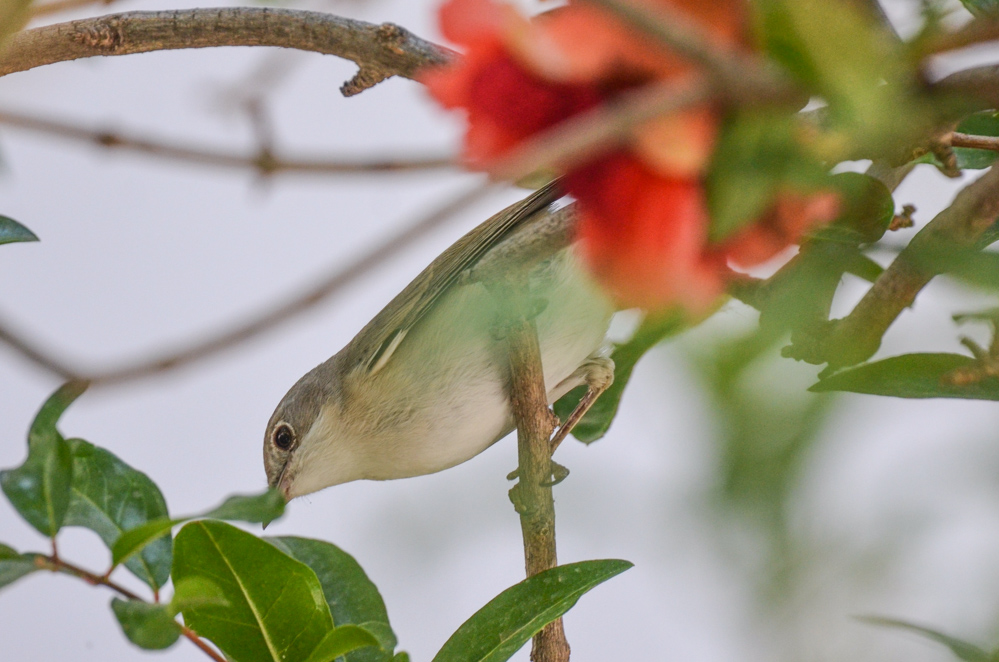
[786,165,999,368]
[503,276,570,662]
[0,107,454,175]
[0,7,453,95]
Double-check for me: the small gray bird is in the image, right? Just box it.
[264,182,615,499]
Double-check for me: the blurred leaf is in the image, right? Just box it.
[554,311,687,443]
[0,544,41,590]
[432,560,632,662]
[200,489,285,525]
[169,577,228,616]
[392,653,411,662]
[111,599,181,650]
[173,520,334,662]
[858,616,990,662]
[0,215,38,245]
[27,381,87,448]
[64,439,171,589]
[959,0,999,18]
[0,0,30,47]
[825,172,895,243]
[112,488,285,570]
[112,518,181,570]
[754,0,922,152]
[916,246,999,290]
[809,353,999,399]
[303,625,381,662]
[707,111,828,242]
[268,536,396,662]
[0,435,71,537]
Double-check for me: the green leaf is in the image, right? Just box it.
[303,625,381,662]
[111,488,285,570]
[825,172,895,244]
[754,0,923,153]
[554,312,687,443]
[809,353,999,399]
[112,518,181,570]
[1,433,72,537]
[111,599,181,650]
[959,0,999,19]
[918,247,999,291]
[64,439,171,589]
[169,577,228,616]
[432,560,632,662]
[706,111,828,242]
[27,381,88,448]
[201,489,285,525]
[0,215,38,245]
[172,520,334,662]
[858,616,990,662]
[392,653,411,662]
[268,536,397,662]
[0,543,41,590]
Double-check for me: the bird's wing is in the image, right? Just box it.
[344,180,563,375]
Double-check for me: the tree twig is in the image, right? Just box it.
[0,108,454,175]
[0,181,499,386]
[950,132,999,151]
[785,164,999,368]
[0,7,454,96]
[501,276,570,662]
[35,554,227,662]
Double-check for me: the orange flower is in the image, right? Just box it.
[423,0,836,310]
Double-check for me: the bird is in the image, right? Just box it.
[264,181,615,500]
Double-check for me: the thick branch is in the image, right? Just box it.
[787,165,999,368]
[0,7,453,95]
[503,277,569,662]
[0,108,454,175]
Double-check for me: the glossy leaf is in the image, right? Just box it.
[111,488,285,570]
[169,577,228,615]
[0,215,38,245]
[64,439,171,589]
[825,172,894,244]
[555,312,686,443]
[269,536,397,662]
[200,489,285,525]
[432,560,632,662]
[111,599,181,650]
[1,435,72,537]
[303,625,381,662]
[0,543,41,590]
[858,616,990,662]
[172,520,333,662]
[809,353,999,399]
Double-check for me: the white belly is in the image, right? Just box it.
[353,248,613,480]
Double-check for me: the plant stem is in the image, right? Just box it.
[503,277,571,662]
[36,554,225,662]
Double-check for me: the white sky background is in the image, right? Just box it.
[3,1,999,661]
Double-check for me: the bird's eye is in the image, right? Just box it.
[273,423,296,451]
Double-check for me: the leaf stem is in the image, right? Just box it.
[35,554,224,662]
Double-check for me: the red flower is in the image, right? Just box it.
[423,0,838,310]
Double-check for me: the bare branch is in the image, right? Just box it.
[786,165,999,368]
[0,181,499,386]
[0,7,454,95]
[0,107,455,175]
[501,276,570,662]
[950,132,999,151]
